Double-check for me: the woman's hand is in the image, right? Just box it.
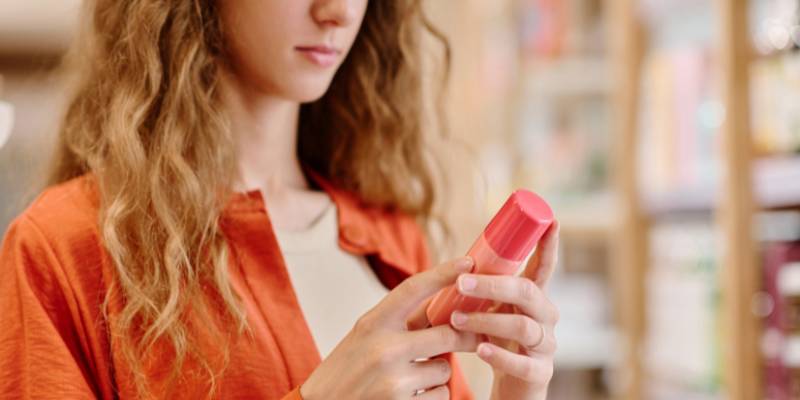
[450,222,561,400]
[300,256,481,400]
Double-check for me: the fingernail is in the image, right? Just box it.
[451,311,468,326]
[478,343,493,357]
[459,276,477,292]
[455,257,474,272]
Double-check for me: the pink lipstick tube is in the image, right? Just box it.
[425,190,554,327]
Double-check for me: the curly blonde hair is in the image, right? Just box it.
[48,0,450,397]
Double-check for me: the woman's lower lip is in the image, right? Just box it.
[297,49,338,67]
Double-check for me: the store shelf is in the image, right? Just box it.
[642,188,717,216]
[624,1,763,399]
[642,156,800,216]
[755,156,800,209]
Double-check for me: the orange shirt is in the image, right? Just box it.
[0,171,474,399]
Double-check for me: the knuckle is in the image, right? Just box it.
[367,340,399,367]
[520,279,537,301]
[354,314,376,334]
[469,312,484,328]
[436,359,452,379]
[389,380,406,399]
[488,277,501,296]
[519,360,537,382]
[519,318,536,344]
[380,342,404,365]
[399,277,422,297]
[531,291,547,315]
[436,265,452,283]
[380,378,403,399]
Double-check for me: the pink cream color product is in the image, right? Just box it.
[426,190,554,327]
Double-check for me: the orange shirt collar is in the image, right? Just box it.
[224,165,418,278]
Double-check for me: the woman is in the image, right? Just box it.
[0,0,560,399]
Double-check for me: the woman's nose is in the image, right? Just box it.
[310,0,360,28]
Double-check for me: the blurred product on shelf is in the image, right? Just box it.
[637,46,721,203]
[750,0,800,156]
[516,93,610,203]
[639,0,717,48]
[636,0,721,207]
[517,0,567,58]
[636,0,800,210]
[751,53,800,156]
[759,211,800,243]
[516,0,604,59]
[751,0,800,56]
[514,0,611,208]
[761,217,800,400]
[755,157,800,209]
[644,220,721,399]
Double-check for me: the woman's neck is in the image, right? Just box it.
[219,70,308,195]
[219,69,332,232]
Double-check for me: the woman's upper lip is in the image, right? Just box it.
[295,45,341,55]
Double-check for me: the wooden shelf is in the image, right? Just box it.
[642,188,717,216]
[755,156,800,209]
[609,1,647,399]
[640,156,800,216]
[556,196,620,240]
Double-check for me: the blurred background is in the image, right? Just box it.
[2,1,800,399]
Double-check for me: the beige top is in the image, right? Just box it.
[273,198,389,359]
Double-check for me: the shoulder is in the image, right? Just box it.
[1,175,105,296]
[11,174,100,247]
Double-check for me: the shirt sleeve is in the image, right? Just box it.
[0,215,97,399]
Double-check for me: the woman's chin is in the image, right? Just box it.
[297,91,328,104]
[280,75,339,104]
[292,86,334,104]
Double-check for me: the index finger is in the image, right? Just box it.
[374,256,474,328]
[404,324,480,360]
